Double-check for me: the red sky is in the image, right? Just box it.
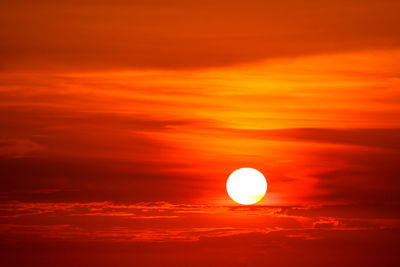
[1,1,400,266]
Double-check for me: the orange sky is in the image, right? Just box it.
[1,1,400,266]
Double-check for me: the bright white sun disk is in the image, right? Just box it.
[226,168,267,205]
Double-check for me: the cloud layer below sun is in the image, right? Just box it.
[1,201,399,266]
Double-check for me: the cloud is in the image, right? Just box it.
[1,201,399,265]
[1,0,400,71]
[309,148,400,205]
[0,138,42,158]
[2,228,399,266]
[235,128,400,150]
[0,50,400,206]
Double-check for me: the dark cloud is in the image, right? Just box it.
[311,149,400,205]
[0,104,210,203]
[0,201,399,266]
[238,128,400,150]
[1,0,399,71]
[3,229,398,266]
[0,156,211,203]
[0,138,42,158]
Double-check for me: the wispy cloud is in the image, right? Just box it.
[1,202,398,243]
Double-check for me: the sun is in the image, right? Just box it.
[226,168,267,205]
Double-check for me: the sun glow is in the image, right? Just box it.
[226,168,267,205]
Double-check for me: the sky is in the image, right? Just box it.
[1,1,400,266]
